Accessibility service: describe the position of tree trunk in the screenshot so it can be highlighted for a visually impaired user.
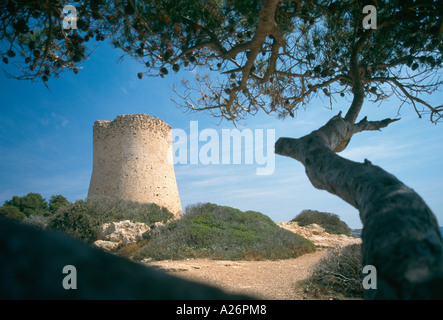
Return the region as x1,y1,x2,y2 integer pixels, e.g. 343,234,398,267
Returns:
275,113,443,299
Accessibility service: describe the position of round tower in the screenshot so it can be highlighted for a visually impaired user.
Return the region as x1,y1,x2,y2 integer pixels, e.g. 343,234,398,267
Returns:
87,114,182,218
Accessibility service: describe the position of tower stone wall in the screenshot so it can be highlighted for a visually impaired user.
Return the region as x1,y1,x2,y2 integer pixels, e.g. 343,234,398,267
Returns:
87,114,182,218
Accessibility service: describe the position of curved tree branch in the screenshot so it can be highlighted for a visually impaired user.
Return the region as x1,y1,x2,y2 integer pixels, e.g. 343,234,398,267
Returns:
344,30,375,124
275,114,443,299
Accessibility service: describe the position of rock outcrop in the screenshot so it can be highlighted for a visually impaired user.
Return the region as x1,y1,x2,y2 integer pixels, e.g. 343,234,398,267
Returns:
93,220,150,252
277,221,361,248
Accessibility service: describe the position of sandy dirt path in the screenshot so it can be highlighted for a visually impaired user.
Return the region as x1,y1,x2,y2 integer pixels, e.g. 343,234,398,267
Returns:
144,250,327,300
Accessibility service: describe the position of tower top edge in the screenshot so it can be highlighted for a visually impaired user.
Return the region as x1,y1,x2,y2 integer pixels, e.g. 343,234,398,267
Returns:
94,114,171,129
92,114,172,140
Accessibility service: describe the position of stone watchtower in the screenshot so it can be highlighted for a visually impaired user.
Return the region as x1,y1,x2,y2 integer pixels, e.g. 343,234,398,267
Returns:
87,114,182,218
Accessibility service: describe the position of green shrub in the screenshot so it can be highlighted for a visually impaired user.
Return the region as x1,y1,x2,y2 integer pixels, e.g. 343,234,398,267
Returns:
291,209,352,236
4,193,48,216
85,196,174,226
45,196,174,243
3,192,72,217
23,214,51,229
48,195,70,213
48,200,97,243
303,244,363,299
0,206,27,221
135,203,315,261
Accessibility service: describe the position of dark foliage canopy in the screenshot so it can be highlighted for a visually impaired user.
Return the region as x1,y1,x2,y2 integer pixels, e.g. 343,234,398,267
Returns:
1,0,442,122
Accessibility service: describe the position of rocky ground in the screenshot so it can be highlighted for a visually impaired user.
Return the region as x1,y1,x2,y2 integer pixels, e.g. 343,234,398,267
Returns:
276,221,361,248
144,222,361,300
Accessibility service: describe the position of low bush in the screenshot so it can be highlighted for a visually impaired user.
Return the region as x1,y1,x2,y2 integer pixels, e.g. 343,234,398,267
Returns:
134,203,315,261
3,193,70,216
85,196,174,226
303,244,363,299
23,214,51,229
4,193,48,217
42,196,174,243
48,200,97,242
0,206,27,221
291,209,352,236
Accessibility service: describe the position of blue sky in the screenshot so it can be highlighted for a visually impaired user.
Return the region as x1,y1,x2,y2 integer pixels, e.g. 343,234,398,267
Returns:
1,41,442,229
